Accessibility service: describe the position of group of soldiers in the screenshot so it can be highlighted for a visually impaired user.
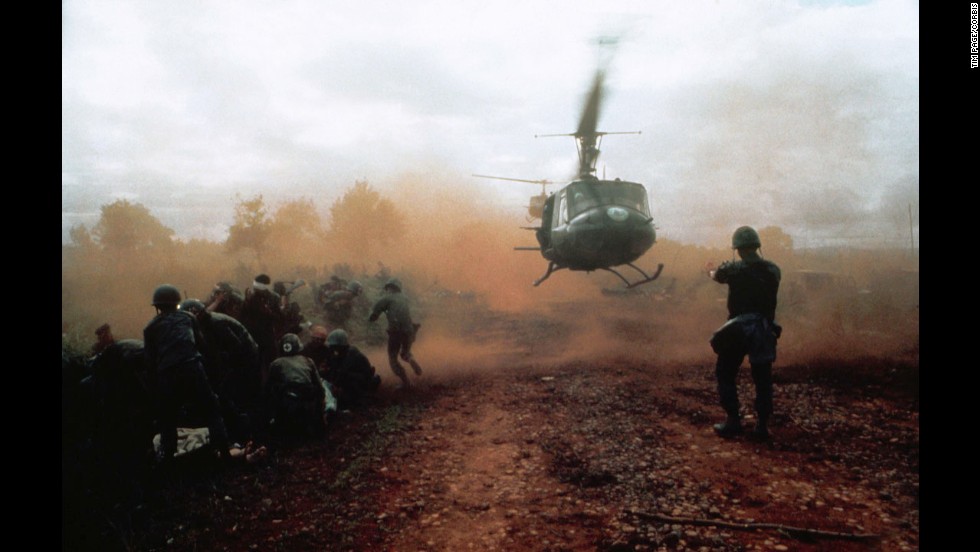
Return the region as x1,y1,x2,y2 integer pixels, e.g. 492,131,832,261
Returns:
68,271,426,475
67,223,782,500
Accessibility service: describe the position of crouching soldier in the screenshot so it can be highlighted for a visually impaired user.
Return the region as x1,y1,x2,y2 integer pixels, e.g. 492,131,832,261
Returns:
264,333,327,441
179,299,263,445
322,329,381,410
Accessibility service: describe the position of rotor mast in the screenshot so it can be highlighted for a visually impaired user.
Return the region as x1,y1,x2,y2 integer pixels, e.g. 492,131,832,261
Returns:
536,67,640,180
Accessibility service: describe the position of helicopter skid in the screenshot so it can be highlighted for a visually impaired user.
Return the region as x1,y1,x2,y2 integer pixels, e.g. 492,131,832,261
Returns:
533,261,566,287
601,262,665,289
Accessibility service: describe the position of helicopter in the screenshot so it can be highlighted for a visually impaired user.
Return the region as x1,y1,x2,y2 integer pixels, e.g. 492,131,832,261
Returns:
471,175,555,222
479,65,664,288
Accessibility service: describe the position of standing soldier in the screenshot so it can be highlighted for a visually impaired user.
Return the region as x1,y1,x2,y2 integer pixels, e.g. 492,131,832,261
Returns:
369,278,423,389
240,274,283,385
706,226,782,440
144,284,233,464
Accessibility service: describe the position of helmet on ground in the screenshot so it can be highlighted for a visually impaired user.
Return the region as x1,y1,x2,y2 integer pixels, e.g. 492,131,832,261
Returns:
310,325,329,341
347,280,363,294
280,333,303,355
179,299,207,315
384,278,402,292
152,284,182,307
327,329,350,347
731,226,761,250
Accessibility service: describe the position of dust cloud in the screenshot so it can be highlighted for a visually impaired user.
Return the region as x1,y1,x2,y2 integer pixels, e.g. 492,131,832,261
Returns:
63,170,918,378
654,60,917,249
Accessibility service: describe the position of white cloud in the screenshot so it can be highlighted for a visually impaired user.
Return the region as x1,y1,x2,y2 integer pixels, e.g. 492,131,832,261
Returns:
62,0,918,247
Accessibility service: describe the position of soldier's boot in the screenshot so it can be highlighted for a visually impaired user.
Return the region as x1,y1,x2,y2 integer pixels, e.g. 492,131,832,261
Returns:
390,361,411,390
713,414,743,438
749,415,770,441
408,357,423,376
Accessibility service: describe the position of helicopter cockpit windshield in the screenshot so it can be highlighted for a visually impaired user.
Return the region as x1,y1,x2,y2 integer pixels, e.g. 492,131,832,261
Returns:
566,180,650,219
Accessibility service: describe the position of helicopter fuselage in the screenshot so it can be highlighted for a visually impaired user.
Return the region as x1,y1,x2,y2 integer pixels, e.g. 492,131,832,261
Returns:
537,177,656,271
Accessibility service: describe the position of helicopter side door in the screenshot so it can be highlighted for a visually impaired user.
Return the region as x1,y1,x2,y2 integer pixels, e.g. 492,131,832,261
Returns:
536,193,557,257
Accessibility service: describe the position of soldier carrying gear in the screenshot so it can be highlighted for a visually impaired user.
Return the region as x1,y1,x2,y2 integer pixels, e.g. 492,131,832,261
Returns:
707,226,782,441
369,277,423,390
264,333,327,441
144,284,234,464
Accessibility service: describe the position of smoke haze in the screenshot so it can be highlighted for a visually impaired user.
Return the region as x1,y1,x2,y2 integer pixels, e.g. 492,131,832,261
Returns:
63,174,918,381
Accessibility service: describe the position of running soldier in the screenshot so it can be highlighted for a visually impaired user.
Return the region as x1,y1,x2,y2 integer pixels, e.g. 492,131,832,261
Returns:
369,278,423,389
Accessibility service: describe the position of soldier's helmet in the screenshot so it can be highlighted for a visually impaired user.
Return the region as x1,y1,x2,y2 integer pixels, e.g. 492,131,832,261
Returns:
279,333,303,356
384,278,402,292
152,284,182,307
731,226,761,250
179,299,207,315
310,325,329,341
347,280,363,294
327,329,350,348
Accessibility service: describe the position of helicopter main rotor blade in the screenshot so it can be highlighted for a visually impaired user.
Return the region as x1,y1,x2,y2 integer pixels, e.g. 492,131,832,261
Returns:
576,69,605,138
471,174,554,185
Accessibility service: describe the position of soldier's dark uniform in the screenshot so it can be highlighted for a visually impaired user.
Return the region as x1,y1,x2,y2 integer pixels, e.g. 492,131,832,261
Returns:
208,282,245,321
144,286,231,462
323,333,380,409
240,276,283,384
710,226,782,439
323,288,357,327
264,335,326,440
195,308,263,443
369,278,422,388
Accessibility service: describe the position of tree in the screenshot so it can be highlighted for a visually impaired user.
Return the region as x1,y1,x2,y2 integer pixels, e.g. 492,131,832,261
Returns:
328,180,405,257
91,199,174,251
69,224,96,250
757,226,795,268
226,194,271,265
757,226,794,253
268,197,325,243
265,197,327,267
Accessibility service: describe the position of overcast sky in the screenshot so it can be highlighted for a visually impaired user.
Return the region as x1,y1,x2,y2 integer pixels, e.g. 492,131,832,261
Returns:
62,0,918,249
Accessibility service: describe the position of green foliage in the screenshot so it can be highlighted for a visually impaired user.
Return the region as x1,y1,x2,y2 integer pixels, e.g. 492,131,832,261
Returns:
91,199,175,251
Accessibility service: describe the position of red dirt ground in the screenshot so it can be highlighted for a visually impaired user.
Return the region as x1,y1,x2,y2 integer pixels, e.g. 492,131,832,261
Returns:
64,297,919,552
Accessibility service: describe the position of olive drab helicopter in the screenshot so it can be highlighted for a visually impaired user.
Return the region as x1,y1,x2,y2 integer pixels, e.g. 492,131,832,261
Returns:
477,65,664,288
